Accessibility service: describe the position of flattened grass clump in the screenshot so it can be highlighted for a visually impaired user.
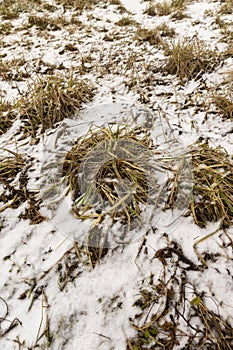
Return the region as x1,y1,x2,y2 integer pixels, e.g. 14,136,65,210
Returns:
19,74,95,137
62,125,151,224
191,144,233,228
163,36,219,82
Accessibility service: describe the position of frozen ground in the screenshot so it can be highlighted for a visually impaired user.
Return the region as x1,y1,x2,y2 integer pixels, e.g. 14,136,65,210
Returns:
0,0,233,349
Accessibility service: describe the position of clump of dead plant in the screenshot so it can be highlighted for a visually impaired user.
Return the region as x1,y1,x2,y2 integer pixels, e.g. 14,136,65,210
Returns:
136,27,162,46
28,14,70,31
155,1,172,16
0,151,25,183
219,0,232,15
55,0,98,12
115,16,137,26
212,88,233,120
163,36,219,82
127,245,233,350
191,143,233,228
153,0,187,17
19,74,95,137
0,151,45,224
0,0,42,19
0,99,17,135
143,3,157,16
155,22,176,38
62,125,152,225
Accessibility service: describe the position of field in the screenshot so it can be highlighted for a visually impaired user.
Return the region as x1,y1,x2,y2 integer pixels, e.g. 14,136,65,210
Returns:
0,0,233,349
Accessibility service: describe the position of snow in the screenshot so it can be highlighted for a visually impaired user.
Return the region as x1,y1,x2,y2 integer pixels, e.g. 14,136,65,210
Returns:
0,0,233,349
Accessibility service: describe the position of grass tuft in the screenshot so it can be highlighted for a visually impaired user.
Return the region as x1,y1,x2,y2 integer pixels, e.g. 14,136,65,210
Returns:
0,151,45,223
136,28,163,46
115,16,137,26
191,143,233,228
54,0,98,12
28,14,70,31
219,1,232,15
155,1,172,16
143,3,157,16
18,74,95,137
0,0,42,19
62,125,152,225
163,36,219,82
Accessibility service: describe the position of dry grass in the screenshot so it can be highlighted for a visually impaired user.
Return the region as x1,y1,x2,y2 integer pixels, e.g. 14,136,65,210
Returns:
115,16,137,26
0,0,42,19
0,59,12,80
19,74,95,137
155,1,172,16
127,245,233,350
28,14,70,31
136,27,168,47
163,36,219,82
212,89,233,120
0,58,28,81
0,22,13,35
0,151,45,224
219,1,232,15
224,43,233,58
143,3,157,16
144,0,187,17
155,22,176,38
191,143,233,228
0,152,25,183
55,0,98,12
0,99,17,135
62,125,152,225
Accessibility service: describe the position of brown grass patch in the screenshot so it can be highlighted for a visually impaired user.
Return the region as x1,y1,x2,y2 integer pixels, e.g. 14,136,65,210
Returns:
191,143,233,228
0,0,42,19
0,100,17,135
62,125,152,225
54,0,98,12
0,152,45,224
18,74,95,138
163,36,219,82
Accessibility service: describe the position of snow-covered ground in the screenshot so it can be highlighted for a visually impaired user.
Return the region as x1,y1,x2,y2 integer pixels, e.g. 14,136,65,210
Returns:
0,0,233,349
